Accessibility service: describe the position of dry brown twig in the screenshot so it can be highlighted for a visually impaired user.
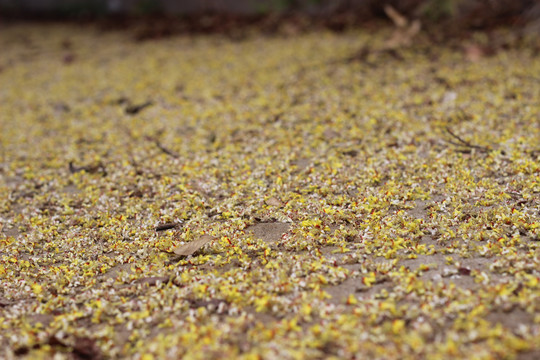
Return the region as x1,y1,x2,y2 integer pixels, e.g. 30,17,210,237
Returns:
384,5,422,49
445,127,492,153
342,4,422,64
144,135,180,159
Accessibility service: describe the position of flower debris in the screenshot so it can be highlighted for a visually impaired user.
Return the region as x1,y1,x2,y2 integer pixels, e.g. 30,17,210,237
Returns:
0,24,539,359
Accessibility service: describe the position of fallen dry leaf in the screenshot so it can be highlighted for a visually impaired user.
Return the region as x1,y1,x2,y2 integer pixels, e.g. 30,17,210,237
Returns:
173,235,215,256
15,335,103,360
155,222,180,231
62,53,76,64
265,196,283,207
71,336,103,360
464,43,488,62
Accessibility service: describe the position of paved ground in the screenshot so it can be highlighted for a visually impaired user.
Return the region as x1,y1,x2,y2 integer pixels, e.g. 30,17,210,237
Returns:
0,23,539,359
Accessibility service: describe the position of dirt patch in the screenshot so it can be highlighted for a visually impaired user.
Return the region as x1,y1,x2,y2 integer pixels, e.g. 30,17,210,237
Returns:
1,225,20,239
246,222,290,244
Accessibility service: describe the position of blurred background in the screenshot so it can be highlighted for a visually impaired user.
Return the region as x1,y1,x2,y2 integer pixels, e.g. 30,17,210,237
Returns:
1,0,538,28
1,1,539,46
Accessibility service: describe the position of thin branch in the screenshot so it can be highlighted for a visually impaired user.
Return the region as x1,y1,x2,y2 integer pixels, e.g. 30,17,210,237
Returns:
144,136,180,158
69,161,107,175
445,127,492,152
0,143,5,173
125,101,153,115
154,140,180,159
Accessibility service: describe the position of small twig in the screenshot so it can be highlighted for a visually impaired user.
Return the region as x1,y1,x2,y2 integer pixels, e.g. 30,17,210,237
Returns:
125,101,153,115
69,161,107,175
0,143,5,173
445,127,492,152
155,140,180,158
144,136,180,158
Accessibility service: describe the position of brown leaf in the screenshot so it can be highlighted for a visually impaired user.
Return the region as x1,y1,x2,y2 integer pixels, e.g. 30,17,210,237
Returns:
61,39,72,50
70,336,103,360
265,197,283,207
63,53,76,64
323,128,339,140
464,44,485,62
16,335,102,360
14,346,30,356
342,150,358,157
173,235,215,256
155,222,180,231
